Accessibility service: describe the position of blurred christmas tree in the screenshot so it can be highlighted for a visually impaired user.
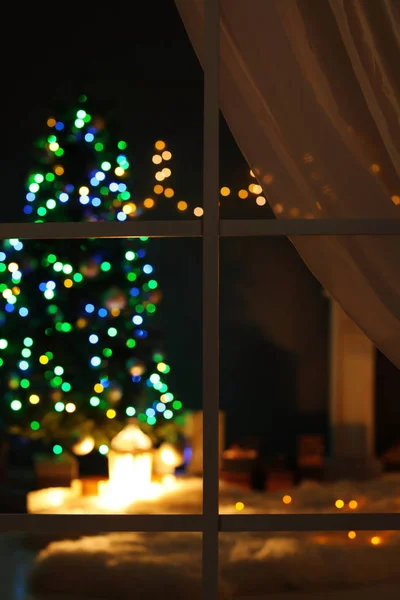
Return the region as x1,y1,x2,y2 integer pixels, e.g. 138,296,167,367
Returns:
0,96,185,455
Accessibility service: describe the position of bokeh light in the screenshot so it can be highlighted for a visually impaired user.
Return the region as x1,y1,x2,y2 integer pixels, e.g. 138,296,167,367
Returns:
177,201,188,211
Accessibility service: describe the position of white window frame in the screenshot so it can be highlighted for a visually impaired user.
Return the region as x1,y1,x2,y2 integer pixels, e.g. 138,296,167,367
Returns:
1,1,400,598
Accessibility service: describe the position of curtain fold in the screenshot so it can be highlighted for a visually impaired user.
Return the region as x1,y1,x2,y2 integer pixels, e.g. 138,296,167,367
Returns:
175,0,400,367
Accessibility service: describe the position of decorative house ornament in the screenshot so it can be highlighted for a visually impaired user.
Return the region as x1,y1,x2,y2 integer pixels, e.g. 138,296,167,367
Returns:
102,419,154,508
110,419,153,453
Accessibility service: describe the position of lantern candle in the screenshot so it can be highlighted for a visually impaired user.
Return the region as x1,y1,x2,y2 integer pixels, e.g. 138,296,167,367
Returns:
101,419,155,508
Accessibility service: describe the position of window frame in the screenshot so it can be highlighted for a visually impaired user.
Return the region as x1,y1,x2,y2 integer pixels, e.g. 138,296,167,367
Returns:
1,1,400,599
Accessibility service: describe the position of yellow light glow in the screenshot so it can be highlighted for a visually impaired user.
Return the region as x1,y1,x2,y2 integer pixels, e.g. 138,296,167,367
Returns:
102,446,154,509
162,474,176,489
8,263,19,272
160,394,169,403
155,140,166,151
111,308,120,317
79,186,89,196
49,142,59,152
220,186,230,197
250,169,255,178
162,150,172,161
65,403,76,413
106,409,116,419
123,204,133,214
348,531,356,540
391,195,400,206
12,287,21,295
130,365,145,377
2,289,11,299
159,445,181,467
238,189,248,199
349,500,358,510
76,318,87,329
177,201,188,211
370,536,382,546
64,279,73,288
155,172,165,181
282,495,292,505
164,188,174,198
157,362,167,372
27,480,83,513
162,168,171,177
39,355,49,365
235,502,245,511
274,203,284,214
94,383,104,393
54,165,64,176
256,196,266,206
154,184,164,195
112,199,121,207
115,167,125,176
29,394,40,405
47,118,56,127
335,499,345,509
194,207,204,217
144,198,155,209
72,436,95,456
28,488,69,511
370,163,381,174
152,154,162,164
253,184,262,194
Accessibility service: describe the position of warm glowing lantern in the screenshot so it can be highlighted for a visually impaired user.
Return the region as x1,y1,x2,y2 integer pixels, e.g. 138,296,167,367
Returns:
154,442,182,475
104,420,154,507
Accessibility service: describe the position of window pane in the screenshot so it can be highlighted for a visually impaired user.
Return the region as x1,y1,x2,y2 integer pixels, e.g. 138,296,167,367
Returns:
220,531,400,598
220,235,400,514
2,1,203,224
0,531,202,599
0,238,202,515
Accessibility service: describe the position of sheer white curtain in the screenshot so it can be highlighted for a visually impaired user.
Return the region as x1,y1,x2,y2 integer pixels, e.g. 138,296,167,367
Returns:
176,0,400,367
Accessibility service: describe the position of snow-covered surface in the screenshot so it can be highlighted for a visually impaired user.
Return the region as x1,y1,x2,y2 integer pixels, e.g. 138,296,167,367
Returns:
3,476,400,599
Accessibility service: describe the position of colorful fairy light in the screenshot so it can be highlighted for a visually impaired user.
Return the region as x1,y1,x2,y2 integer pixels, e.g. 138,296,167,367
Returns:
0,96,185,453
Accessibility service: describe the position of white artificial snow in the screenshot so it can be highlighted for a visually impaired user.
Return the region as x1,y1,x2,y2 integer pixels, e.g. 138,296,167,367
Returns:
7,475,400,599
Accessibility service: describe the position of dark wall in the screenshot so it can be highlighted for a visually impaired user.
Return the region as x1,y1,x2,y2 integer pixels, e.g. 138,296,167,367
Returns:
220,237,330,454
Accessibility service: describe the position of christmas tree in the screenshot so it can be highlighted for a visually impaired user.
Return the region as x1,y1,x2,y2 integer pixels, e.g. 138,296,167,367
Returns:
0,96,184,455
